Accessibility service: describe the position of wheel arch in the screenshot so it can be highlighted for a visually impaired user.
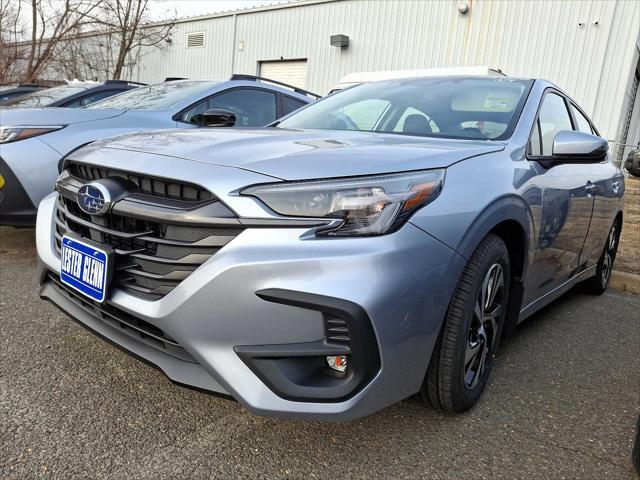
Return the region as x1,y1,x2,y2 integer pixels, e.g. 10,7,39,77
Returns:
614,210,623,228
454,195,535,333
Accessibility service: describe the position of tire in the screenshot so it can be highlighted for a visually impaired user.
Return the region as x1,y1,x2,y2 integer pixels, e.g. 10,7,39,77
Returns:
422,234,510,412
582,221,620,295
633,417,640,475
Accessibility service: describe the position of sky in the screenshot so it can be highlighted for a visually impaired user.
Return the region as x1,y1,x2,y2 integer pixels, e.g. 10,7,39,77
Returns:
148,0,289,21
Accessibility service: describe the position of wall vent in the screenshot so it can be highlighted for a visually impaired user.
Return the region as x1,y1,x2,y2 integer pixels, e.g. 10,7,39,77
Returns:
186,32,205,48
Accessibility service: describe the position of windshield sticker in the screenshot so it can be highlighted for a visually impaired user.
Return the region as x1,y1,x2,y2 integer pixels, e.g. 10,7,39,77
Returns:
484,94,511,111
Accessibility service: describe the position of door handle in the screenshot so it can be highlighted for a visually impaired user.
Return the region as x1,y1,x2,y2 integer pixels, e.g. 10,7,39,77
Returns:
585,181,595,197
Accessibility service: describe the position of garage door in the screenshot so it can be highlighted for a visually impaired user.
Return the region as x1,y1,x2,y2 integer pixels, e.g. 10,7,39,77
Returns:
259,60,308,89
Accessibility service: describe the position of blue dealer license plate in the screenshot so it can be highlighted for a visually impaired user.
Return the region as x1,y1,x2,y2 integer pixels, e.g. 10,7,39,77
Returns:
60,236,109,303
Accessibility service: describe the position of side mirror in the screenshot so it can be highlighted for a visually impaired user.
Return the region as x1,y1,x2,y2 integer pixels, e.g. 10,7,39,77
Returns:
550,130,608,164
193,109,236,127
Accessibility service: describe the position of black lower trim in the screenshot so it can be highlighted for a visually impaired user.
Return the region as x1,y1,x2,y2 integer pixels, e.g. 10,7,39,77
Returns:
41,291,233,399
235,288,380,402
40,273,231,398
0,156,36,226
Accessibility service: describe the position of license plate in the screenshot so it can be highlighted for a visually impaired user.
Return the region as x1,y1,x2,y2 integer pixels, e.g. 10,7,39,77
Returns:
60,236,109,303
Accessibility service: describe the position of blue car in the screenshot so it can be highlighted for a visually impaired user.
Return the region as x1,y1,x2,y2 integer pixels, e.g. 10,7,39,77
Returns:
0,76,317,225
0,80,143,108
0,83,45,104
36,76,624,420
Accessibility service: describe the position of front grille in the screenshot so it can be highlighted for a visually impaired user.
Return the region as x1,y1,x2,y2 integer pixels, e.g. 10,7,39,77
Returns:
66,162,213,202
48,273,195,362
55,169,243,300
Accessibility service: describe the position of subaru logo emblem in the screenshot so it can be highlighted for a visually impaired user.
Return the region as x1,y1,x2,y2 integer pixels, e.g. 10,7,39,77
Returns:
77,182,112,216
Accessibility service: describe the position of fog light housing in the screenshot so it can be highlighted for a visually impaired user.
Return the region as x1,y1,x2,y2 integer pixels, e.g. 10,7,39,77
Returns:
0,174,4,189
326,355,348,373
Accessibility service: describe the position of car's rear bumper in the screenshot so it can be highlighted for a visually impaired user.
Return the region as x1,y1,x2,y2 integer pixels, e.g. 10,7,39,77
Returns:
37,192,465,420
0,156,36,226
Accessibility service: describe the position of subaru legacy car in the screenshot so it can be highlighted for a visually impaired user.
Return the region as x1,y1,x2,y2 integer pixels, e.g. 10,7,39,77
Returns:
0,76,316,226
36,76,624,420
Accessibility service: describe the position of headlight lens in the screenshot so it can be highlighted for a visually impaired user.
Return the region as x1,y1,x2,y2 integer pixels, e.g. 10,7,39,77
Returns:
242,169,445,236
0,125,65,143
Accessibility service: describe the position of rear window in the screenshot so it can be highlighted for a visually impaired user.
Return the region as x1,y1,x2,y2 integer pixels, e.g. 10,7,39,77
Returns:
278,77,533,140
88,81,220,110
3,84,91,107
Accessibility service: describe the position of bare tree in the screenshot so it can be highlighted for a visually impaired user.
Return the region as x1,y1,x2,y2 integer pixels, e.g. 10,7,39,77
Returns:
22,0,101,82
95,0,174,80
0,0,26,82
1,0,173,83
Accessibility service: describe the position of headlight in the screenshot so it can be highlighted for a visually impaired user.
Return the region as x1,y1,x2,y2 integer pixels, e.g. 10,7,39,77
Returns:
0,125,65,143
242,169,445,236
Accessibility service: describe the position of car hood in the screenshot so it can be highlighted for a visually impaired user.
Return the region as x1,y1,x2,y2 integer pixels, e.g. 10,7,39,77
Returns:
0,107,126,125
84,127,505,180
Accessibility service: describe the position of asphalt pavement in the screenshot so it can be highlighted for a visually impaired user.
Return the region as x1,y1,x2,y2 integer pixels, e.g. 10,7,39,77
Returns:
1,226,639,479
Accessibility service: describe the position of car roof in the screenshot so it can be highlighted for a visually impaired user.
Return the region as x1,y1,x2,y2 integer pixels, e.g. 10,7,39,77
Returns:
48,81,145,107
164,77,317,102
330,66,506,92
0,84,43,92
147,77,316,112
82,77,315,113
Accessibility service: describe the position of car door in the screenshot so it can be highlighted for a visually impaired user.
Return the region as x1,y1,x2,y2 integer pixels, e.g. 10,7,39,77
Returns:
523,91,594,305
177,88,278,127
568,103,623,269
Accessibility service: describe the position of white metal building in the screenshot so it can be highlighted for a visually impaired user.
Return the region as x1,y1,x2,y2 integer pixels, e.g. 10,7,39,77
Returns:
89,0,640,160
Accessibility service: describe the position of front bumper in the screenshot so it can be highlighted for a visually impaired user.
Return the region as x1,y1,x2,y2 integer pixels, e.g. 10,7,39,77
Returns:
37,192,464,420
0,136,62,226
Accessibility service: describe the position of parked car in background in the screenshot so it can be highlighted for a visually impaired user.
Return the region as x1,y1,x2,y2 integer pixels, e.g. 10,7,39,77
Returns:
623,146,640,177
328,66,504,93
0,83,44,104
36,76,624,420
0,75,317,226
0,80,145,109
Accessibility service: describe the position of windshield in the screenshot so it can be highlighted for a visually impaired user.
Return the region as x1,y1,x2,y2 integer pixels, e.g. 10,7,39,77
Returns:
88,81,220,110
3,84,91,107
279,77,533,140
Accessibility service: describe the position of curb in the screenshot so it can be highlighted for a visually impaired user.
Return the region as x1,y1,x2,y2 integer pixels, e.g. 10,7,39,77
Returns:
610,270,640,295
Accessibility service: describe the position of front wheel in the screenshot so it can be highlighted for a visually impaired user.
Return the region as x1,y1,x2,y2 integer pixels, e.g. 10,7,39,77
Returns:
422,234,510,412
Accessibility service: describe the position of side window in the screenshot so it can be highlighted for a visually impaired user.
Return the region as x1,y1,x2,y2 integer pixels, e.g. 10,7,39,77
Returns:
570,104,594,134
180,99,208,123
63,90,121,108
531,93,573,156
0,91,28,103
209,89,276,127
282,96,307,116
180,89,277,126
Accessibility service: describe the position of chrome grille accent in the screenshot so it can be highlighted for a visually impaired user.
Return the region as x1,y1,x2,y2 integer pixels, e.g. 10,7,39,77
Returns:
55,169,243,301
66,162,213,202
